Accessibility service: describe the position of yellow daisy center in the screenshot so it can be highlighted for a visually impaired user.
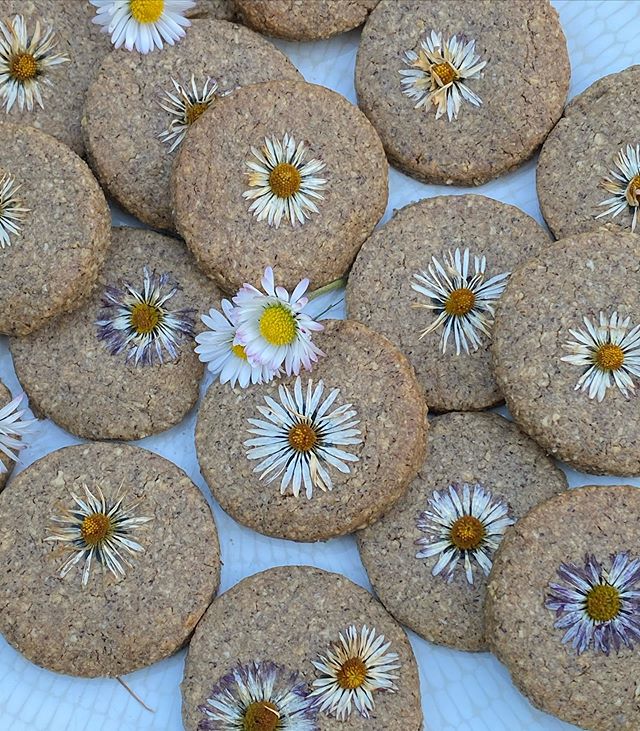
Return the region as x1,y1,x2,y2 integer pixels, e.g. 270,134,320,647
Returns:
10,52,38,81
232,343,248,360
337,657,368,690
269,162,302,199
130,302,162,335
80,513,113,546
288,422,318,452
594,343,625,371
450,515,486,551
259,304,297,346
626,174,640,205
444,287,476,317
186,101,210,126
243,701,279,731
130,0,164,24
432,61,458,86
586,584,621,623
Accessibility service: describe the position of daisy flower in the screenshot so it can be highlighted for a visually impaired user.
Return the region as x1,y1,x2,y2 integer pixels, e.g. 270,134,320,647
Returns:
0,173,29,248
243,133,327,228
309,625,400,721
159,75,220,152
411,248,510,355
597,144,640,232
0,14,69,112
546,552,640,656
244,377,362,499
0,393,35,473
400,30,487,121
233,267,324,376
415,482,514,585
195,299,278,388
198,661,318,731
561,311,640,402
96,267,195,366
45,485,152,587
90,0,195,54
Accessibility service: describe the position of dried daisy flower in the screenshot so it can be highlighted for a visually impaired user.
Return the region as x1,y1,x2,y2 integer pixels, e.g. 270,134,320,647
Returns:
90,0,194,54
45,485,152,587
243,133,327,228
198,661,318,731
0,173,29,248
0,14,69,113
0,393,35,473
195,299,278,388
546,552,640,656
233,267,324,376
597,144,640,232
159,75,220,152
561,311,640,402
244,377,362,499
416,482,514,585
400,30,487,121
96,266,195,366
309,625,399,720
411,248,510,355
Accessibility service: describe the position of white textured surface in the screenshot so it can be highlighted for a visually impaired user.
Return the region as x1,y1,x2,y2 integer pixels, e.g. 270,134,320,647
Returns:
0,2,639,730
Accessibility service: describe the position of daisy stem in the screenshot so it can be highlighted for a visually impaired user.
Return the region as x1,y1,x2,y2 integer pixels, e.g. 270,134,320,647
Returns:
308,277,346,300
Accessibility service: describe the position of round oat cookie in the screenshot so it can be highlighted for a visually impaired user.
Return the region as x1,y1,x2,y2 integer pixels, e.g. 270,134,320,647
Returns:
355,0,569,186
0,124,110,336
195,320,427,541
346,195,551,412
172,79,388,294
233,0,379,40
0,1,111,155
82,20,300,231
492,229,640,476
11,227,221,441
182,566,423,731
0,442,220,677
486,486,640,731
538,65,640,240
187,0,236,20
357,412,567,652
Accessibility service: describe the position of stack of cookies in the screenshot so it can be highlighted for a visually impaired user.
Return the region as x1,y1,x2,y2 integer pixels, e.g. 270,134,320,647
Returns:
0,2,636,731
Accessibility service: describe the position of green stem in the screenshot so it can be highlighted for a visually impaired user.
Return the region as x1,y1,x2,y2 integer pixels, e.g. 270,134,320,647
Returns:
308,277,346,300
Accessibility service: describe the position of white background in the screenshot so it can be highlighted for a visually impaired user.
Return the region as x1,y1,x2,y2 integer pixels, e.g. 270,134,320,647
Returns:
0,2,639,729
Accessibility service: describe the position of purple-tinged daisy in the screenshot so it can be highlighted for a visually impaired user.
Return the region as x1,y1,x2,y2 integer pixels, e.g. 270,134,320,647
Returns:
198,661,318,731
233,267,324,376
0,393,35,472
416,482,514,585
546,552,640,656
96,266,195,366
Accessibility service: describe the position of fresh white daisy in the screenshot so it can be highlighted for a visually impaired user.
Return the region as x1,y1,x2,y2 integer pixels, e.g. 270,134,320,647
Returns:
411,248,510,355
90,0,195,54
561,311,640,402
546,552,640,656
195,298,278,388
96,266,195,366
243,133,327,228
309,625,400,721
198,661,318,731
0,14,69,112
416,482,514,585
244,377,362,499
234,267,324,376
400,30,487,121
0,173,29,248
0,393,35,473
596,144,640,232
45,485,152,587
159,75,220,152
